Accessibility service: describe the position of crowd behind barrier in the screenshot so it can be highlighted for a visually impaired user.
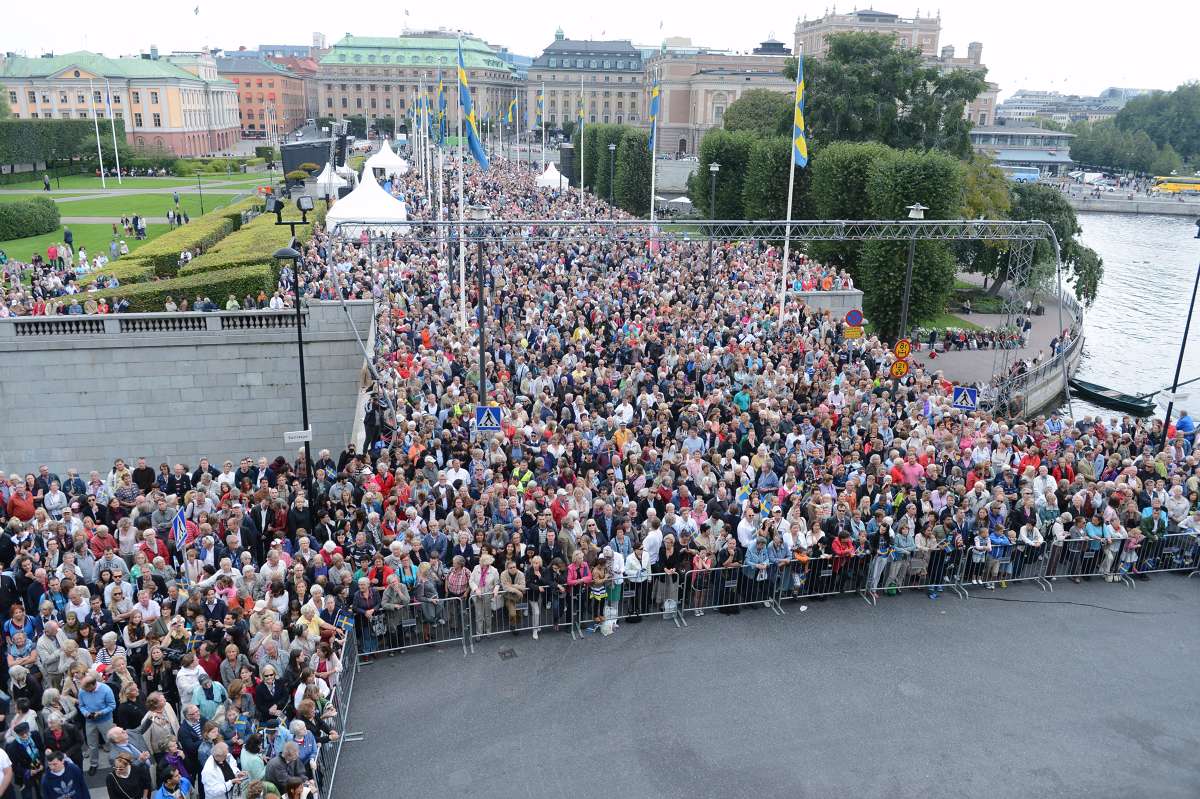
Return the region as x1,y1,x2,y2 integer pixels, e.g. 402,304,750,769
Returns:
4,149,1200,798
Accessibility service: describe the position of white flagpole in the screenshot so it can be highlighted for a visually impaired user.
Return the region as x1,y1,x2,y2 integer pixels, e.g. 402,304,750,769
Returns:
540,81,545,174
104,79,122,185
648,68,658,229
457,49,466,331
499,96,504,162
88,78,106,189
579,73,584,214
777,51,802,328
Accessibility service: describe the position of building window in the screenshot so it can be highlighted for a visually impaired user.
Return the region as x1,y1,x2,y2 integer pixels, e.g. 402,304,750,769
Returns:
150,91,159,104
59,112,69,119
385,98,391,109
7,91,15,104
132,91,140,103
114,111,122,120
370,98,377,109
152,112,161,127
548,58,557,67
339,53,346,62
603,60,611,69
356,98,362,109
354,54,362,62
341,97,347,108
714,105,725,121
575,59,583,68
367,55,376,63
112,93,121,104
134,112,143,126
77,111,87,119
25,91,36,103
382,55,391,63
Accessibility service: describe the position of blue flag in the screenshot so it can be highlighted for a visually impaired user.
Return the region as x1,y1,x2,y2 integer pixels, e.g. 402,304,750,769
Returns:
457,39,490,170
171,507,187,553
793,54,808,168
648,78,660,153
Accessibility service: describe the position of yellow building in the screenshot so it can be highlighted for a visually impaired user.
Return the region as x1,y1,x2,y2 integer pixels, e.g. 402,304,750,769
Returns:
0,50,239,155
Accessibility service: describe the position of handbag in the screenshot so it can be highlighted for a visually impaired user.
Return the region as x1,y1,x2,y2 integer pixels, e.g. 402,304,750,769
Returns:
370,612,386,636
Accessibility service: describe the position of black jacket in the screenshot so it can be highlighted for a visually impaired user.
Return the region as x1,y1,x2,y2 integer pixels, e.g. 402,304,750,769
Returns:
5,732,44,786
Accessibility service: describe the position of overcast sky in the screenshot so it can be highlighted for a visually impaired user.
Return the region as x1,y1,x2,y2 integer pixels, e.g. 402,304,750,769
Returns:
4,0,1195,100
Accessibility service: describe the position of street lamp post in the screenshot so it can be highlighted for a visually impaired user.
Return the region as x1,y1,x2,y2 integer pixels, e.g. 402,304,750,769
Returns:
898,202,927,341
196,174,204,216
1160,218,1200,452
608,142,617,216
467,204,490,408
269,193,316,514
709,162,720,282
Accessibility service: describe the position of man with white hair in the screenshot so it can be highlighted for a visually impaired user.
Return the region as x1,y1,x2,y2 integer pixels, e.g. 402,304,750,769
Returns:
201,741,247,799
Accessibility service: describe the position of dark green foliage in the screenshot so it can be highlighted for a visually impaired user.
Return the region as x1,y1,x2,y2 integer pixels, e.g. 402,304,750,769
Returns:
1114,82,1200,162
0,118,127,167
723,89,792,138
0,196,60,240
614,129,652,217
688,129,756,218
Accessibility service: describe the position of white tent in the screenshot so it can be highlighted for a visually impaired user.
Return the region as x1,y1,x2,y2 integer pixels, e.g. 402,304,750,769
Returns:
314,162,347,194
667,196,693,208
535,163,566,190
365,140,410,175
326,173,409,233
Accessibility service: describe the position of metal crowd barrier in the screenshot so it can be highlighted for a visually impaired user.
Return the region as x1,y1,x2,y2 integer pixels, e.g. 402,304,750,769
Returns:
1132,532,1200,579
1045,537,1132,587
679,564,784,619
464,585,576,650
318,625,358,799
568,573,684,634
368,595,469,658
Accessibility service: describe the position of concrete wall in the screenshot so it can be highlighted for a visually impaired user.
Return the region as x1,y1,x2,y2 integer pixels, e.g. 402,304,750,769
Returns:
1066,196,1200,217
0,302,374,475
1018,332,1085,416
790,289,865,315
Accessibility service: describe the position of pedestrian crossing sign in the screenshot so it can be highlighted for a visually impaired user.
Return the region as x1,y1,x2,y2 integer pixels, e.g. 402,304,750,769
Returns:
476,405,503,432
951,385,978,411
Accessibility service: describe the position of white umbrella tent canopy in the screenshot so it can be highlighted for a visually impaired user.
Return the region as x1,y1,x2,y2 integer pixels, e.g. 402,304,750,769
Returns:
365,139,409,175
535,163,566,190
315,162,347,195
325,171,409,234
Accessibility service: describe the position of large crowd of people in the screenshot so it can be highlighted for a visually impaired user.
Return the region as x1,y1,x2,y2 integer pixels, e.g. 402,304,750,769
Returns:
1,153,1198,797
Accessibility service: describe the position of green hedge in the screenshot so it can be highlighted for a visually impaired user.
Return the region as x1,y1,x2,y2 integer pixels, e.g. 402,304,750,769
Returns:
111,263,278,312
0,118,125,167
178,211,294,277
0,196,60,240
90,258,155,285
123,196,261,277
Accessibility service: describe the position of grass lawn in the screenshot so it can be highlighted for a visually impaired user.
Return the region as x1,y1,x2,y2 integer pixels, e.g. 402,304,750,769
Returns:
922,312,983,331
0,223,169,264
54,192,242,220
0,193,89,202
0,173,268,190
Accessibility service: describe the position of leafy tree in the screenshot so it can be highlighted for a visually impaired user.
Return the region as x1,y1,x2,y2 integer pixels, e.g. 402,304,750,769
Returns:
560,120,576,141
587,124,626,203
1115,82,1200,162
614,129,652,216
0,88,10,120
962,154,1012,220
857,149,964,337
688,128,756,218
722,89,792,138
1151,142,1183,176
808,140,895,279
741,136,811,219
783,32,986,157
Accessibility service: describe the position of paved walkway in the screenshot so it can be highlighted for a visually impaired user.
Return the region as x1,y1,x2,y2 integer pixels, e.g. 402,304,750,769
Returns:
912,273,1074,385
60,215,174,224
0,176,269,195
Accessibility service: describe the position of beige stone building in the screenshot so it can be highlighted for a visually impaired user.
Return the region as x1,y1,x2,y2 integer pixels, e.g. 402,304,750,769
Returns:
925,43,998,127
642,39,793,156
794,8,941,58
525,30,645,131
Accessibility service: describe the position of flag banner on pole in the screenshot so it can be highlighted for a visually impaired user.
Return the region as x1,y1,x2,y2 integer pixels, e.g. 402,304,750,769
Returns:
793,54,808,168
438,76,448,144
171,507,188,553
507,97,517,125
647,79,660,153
536,91,543,127
457,39,490,170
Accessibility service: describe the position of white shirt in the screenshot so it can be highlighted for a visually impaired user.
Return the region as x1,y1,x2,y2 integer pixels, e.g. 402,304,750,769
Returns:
641,528,663,566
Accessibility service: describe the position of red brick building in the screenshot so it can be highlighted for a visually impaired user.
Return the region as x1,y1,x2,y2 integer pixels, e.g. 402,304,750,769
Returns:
216,57,306,140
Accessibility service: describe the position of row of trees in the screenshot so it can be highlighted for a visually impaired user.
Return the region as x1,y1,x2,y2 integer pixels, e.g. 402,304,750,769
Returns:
1068,118,1183,175
1114,82,1200,164
0,118,127,169
568,124,653,217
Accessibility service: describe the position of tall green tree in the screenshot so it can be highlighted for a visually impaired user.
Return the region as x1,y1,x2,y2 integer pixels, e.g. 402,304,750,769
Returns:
688,128,756,218
614,129,652,216
589,125,626,204
808,140,894,279
1151,142,1183,176
858,149,964,338
722,89,792,138
1115,82,1200,162
783,32,987,157
741,136,811,219
0,87,10,120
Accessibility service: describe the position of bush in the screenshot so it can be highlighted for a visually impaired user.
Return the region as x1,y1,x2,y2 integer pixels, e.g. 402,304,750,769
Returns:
285,170,309,183
0,196,61,240
90,259,155,285
254,146,275,161
178,211,294,277
111,263,279,312
298,162,321,174
121,196,261,277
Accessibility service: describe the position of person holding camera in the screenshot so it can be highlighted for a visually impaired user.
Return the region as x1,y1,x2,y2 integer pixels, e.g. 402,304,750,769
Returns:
201,742,247,799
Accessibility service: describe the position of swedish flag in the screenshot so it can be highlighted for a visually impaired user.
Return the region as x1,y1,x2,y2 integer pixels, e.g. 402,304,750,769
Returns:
506,97,517,125
577,93,585,134
437,77,447,144
536,91,543,127
793,54,808,168
457,39,490,170
647,78,660,153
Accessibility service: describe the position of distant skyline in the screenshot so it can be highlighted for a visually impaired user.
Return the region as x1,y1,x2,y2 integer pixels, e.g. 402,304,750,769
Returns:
3,0,1196,100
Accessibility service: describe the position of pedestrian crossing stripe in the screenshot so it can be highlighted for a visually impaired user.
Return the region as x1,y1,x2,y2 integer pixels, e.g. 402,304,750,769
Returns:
476,405,502,431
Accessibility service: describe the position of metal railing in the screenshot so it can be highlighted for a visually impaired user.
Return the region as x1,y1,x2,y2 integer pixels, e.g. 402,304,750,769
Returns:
317,624,358,799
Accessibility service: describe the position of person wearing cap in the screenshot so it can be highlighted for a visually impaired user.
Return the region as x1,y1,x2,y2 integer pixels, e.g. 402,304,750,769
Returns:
40,751,88,799
5,720,43,799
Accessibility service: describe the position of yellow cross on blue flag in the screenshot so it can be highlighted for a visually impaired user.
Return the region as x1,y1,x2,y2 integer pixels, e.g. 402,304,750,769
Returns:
793,53,808,168
507,97,517,125
647,79,660,153
457,39,490,170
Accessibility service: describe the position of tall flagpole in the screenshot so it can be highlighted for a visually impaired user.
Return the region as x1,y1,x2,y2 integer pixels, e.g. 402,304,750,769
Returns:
540,81,546,174
499,96,504,162
457,41,467,331
648,67,659,230
777,49,803,328
104,79,122,185
88,78,107,189
579,73,585,214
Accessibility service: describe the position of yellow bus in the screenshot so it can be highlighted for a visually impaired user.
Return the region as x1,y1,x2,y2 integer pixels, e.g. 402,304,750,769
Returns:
1151,176,1200,194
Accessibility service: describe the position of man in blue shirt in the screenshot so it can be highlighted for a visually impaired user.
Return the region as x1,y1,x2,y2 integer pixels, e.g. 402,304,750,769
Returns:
40,751,88,799
1175,409,1195,452
77,673,116,775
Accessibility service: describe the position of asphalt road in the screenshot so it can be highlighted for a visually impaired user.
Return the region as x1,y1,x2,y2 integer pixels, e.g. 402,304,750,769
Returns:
337,577,1200,799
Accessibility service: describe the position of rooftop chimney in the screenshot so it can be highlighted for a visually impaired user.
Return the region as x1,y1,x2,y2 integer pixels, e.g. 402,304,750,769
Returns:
940,45,954,59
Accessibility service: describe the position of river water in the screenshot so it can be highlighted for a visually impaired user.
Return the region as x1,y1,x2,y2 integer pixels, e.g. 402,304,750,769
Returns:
1063,212,1200,419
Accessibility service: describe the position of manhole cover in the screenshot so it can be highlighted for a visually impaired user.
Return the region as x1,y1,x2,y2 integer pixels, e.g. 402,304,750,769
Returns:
498,647,517,660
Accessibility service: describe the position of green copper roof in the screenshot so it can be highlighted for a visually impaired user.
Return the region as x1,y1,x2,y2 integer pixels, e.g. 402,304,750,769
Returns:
0,51,204,81
320,35,513,73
